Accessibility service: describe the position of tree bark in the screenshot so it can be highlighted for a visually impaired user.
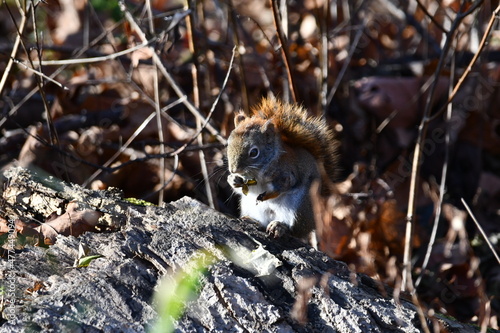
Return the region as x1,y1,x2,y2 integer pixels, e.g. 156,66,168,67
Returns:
0,167,481,332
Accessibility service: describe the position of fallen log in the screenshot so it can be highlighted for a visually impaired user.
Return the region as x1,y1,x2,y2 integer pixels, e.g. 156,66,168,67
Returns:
0,167,481,332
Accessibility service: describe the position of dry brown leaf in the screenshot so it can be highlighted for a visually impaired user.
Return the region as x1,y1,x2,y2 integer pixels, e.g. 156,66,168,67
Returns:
48,0,82,45
0,202,103,246
353,76,449,130
34,201,102,245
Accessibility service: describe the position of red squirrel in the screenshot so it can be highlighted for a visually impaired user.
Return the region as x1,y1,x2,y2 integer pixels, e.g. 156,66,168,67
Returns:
226,98,339,240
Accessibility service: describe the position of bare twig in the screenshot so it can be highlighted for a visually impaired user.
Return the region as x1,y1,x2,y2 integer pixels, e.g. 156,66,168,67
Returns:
229,10,249,113
326,24,364,106
411,292,431,333
428,3,500,123
184,0,215,208
231,13,285,109
82,111,156,187
461,198,500,265
402,0,483,292
376,75,435,135
145,0,154,34
318,0,328,114
144,154,180,201
5,0,64,175
0,1,29,96
35,40,154,65
270,0,298,102
27,0,68,180
415,46,457,288
0,4,131,129
118,0,226,145
153,58,166,205
415,0,448,33
10,58,68,90
172,46,237,157
142,0,166,205
196,117,215,208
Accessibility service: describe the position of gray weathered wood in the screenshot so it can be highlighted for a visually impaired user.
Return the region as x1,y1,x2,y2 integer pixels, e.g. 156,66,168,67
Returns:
0,167,480,332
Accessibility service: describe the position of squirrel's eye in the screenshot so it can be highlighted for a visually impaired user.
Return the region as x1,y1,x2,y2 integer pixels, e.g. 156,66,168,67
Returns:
248,146,259,159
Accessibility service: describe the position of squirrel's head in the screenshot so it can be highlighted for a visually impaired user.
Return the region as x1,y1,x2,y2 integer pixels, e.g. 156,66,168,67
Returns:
227,114,279,177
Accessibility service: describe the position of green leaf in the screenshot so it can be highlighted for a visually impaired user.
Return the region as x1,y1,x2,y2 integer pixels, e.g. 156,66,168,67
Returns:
76,254,104,268
150,251,217,333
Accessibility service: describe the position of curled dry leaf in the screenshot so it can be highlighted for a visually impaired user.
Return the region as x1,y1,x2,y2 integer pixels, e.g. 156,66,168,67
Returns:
35,201,103,246
0,218,43,243
1,202,103,246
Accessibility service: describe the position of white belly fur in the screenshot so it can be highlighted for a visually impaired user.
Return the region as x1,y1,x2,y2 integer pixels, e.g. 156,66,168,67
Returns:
237,184,306,228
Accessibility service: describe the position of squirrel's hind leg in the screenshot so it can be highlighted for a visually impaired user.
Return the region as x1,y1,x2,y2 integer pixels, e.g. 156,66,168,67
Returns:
267,221,319,247
266,220,289,238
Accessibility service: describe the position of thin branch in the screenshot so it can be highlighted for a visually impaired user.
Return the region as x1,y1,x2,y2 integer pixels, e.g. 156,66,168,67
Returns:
27,0,67,180
415,44,457,288
231,12,285,108
0,1,29,96
327,24,364,105
142,0,166,205
402,0,483,292
171,46,238,156
318,0,328,115
187,0,215,209
415,0,448,33
35,40,154,66
270,0,298,102
145,0,155,34
428,2,500,123
4,0,63,168
411,292,431,333
11,57,69,90
118,0,227,145
143,154,180,201
153,57,166,205
229,10,249,113
462,198,500,265
82,111,156,187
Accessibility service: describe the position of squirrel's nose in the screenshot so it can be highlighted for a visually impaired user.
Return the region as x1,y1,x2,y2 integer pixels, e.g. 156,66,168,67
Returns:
230,167,241,174
228,163,237,174
229,165,243,175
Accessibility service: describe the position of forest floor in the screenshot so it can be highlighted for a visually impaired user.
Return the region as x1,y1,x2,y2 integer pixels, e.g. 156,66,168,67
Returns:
0,0,499,330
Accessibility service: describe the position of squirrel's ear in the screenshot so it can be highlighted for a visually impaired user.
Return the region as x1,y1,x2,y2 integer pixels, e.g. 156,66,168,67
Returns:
234,112,246,126
261,119,275,133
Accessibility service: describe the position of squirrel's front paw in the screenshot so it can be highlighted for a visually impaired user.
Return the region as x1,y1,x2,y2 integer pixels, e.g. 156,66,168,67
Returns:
266,221,289,238
228,175,257,195
228,174,244,188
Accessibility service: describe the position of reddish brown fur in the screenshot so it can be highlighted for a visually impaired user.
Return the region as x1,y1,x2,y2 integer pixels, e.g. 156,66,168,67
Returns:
248,98,339,182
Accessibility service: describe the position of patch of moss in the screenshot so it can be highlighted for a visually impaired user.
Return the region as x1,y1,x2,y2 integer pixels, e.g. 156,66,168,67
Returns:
124,198,155,207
